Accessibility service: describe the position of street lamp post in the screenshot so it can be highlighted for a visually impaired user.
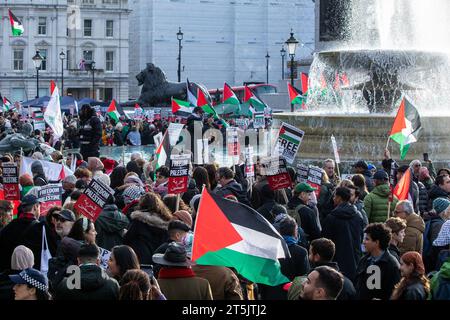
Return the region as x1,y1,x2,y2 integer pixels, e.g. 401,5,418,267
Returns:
59,49,66,96
177,27,183,82
91,61,96,99
32,50,44,98
265,51,270,84
285,30,299,112
280,46,286,80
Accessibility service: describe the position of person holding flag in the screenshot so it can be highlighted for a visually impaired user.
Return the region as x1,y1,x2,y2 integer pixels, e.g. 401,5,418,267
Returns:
44,81,64,149
79,104,102,159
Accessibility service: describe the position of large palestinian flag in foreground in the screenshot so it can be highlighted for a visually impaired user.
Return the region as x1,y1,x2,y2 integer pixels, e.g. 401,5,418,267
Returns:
389,96,422,160
192,189,290,286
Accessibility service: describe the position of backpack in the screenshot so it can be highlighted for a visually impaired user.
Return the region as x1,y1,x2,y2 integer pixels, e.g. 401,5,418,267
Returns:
47,256,73,294
432,274,450,300
287,204,305,227
423,219,442,258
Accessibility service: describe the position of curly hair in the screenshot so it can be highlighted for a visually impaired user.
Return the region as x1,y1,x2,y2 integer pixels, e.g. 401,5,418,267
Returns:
163,194,191,214
138,192,173,221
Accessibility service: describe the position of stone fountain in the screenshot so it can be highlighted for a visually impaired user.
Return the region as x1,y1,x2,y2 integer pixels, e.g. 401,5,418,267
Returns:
273,0,450,167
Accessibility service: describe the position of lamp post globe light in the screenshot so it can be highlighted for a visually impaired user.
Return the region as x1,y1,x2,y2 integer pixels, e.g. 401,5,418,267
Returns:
177,27,184,82
59,49,66,96
91,61,96,99
32,50,44,98
285,30,299,112
265,51,270,84
280,46,286,80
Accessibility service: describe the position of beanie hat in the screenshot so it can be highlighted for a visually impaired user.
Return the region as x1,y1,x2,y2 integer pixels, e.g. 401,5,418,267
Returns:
19,174,34,187
433,197,450,214
173,210,193,228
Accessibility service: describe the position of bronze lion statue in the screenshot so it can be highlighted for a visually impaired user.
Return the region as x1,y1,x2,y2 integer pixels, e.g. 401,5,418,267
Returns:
136,63,212,107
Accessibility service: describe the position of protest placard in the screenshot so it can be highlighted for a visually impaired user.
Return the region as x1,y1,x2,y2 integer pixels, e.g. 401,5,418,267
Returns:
227,127,240,156
37,184,62,216
296,163,309,184
275,122,304,164
307,166,323,197
168,155,190,194
168,123,185,147
2,162,20,200
331,135,341,164
245,147,255,178
261,156,292,191
253,112,265,129
74,178,114,222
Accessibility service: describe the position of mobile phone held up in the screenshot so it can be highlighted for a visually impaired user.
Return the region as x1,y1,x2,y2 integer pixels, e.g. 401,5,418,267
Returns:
140,264,154,278
423,153,429,162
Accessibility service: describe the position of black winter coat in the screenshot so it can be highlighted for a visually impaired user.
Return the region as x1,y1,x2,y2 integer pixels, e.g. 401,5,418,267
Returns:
0,216,40,271
259,243,310,300
55,264,119,300
123,210,170,264
113,129,124,146
33,174,48,187
287,197,321,242
216,180,251,206
418,182,429,214
427,185,449,210
321,203,364,282
79,115,102,159
257,200,277,223
355,251,401,300
95,204,129,251
396,281,428,300
182,178,199,205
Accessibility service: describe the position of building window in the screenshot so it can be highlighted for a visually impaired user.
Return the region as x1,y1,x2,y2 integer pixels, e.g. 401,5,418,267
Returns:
38,17,47,35
13,49,24,71
12,88,25,102
83,50,93,61
84,19,92,37
106,51,114,71
106,20,113,37
39,49,47,71
104,88,113,101
83,0,95,3
66,50,71,69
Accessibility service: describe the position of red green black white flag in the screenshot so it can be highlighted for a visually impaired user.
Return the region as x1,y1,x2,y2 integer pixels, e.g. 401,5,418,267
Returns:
8,9,24,36
192,189,290,286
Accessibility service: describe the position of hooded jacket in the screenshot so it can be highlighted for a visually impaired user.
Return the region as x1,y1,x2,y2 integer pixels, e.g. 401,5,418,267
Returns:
55,264,119,300
322,202,364,282
363,184,398,223
79,106,102,159
94,204,129,251
287,197,321,242
398,213,425,255
31,162,48,186
216,179,251,206
427,185,449,210
429,259,450,300
123,210,170,264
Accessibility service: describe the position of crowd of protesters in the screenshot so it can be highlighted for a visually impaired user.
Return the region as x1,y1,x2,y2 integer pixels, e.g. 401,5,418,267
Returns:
0,106,449,301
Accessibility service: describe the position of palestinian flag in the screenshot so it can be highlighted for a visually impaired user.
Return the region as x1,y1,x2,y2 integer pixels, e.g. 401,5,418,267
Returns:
9,9,24,36
197,88,216,116
393,167,411,201
389,96,422,160
107,99,120,124
134,103,143,113
278,123,302,146
1,96,14,112
33,110,44,121
243,86,266,111
222,83,240,105
192,189,290,286
155,130,170,171
186,79,197,106
172,98,193,117
287,83,305,106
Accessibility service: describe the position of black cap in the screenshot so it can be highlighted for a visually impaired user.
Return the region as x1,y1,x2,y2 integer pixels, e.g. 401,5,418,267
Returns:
373,170,389,181
168,220,190,232
21,194,39,207
54,209,76,222
353,160,369,170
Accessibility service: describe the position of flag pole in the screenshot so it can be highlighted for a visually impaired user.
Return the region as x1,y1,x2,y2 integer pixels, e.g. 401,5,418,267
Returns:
385,136,390,151
281,188,289,205
335,163,341,180
175,193,180,212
